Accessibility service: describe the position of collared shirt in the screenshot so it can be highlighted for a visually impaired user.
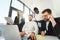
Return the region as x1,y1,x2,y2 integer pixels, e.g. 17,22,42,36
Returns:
34,13,42,21
19,17,22,24
22,21,38,37
46,21,49,31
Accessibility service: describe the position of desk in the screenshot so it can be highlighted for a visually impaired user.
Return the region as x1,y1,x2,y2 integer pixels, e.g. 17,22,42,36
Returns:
0,35,59,40
37,35,59,40
0,37,5,40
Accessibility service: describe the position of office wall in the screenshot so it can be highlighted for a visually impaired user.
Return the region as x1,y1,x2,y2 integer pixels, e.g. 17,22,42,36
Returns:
0,0,60,23
21,0,60,17
0,0,11,24
52,0,60,17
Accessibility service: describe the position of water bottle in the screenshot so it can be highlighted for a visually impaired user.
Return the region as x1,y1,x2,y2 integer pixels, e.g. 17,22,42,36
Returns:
0,28,5,40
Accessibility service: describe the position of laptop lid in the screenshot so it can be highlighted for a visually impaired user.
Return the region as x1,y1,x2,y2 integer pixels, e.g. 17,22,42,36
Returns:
0,25,21,40
4,17,14,24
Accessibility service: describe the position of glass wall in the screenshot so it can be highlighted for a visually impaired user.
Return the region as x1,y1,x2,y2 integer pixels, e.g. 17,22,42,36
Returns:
12,0,23,11
0,0,11,24
0,0,33,24
11,10,17,22
10,0,33,22
23,7,29,22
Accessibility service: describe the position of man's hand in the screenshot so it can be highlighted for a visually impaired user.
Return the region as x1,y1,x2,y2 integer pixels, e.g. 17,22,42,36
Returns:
7,21,13,25
19,21,22,24
41,31,46,36
30,32,35,39
29,32,37,40
48,15,56,27
20,31,26,36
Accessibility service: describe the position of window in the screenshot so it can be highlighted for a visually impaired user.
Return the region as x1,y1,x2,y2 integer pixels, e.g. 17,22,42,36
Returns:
30,11,33,15
0,0,11,24
23,7,29,22
12,0,23,11
11,10,17,22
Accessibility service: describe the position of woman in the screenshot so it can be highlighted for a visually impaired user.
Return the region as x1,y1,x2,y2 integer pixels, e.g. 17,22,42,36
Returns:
14,10,25,32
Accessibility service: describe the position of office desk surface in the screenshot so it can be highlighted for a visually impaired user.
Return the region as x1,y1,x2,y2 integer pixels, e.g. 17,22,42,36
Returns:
37,35,59,40
0,37,5,40
0,35,59,40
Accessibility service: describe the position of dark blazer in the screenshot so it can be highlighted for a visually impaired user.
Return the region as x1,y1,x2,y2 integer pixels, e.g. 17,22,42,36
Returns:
14,16,25,32
39,17,60,36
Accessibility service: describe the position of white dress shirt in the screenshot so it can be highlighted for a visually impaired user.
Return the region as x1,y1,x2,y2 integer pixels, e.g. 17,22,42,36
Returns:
19,17,22,24
22,21,38,37
46,21,49,31
34,13,42,21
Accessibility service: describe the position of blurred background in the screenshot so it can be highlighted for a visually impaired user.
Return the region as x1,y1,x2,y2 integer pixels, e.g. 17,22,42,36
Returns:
0,0,60,24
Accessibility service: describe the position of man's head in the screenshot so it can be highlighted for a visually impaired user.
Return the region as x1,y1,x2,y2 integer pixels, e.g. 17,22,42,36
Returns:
28,14,33,21
17,10,23,17
42,9,52,21
34,7,39,14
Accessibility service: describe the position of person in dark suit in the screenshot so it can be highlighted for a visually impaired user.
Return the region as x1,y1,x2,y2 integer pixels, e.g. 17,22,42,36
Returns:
39,9,60,36
14,10,25,32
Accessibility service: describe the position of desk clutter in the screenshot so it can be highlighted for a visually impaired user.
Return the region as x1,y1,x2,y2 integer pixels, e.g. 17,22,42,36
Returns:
37,35,59,40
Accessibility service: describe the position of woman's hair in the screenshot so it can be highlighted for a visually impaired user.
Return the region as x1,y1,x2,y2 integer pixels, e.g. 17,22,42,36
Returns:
17,10,23,13
17,10,23,17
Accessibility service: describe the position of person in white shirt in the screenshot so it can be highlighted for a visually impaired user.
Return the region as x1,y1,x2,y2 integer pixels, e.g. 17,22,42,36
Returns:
33,7,42,34
33,7,42,21
20,14,38,40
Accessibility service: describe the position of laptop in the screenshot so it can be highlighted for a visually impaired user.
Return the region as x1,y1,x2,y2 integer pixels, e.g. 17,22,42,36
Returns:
4,17,14,24
0,25,21,40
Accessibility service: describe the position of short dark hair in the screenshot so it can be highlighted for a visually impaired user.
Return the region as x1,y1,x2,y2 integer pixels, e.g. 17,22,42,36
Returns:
42,9,52,14
28,14,33,17
34,7,38,11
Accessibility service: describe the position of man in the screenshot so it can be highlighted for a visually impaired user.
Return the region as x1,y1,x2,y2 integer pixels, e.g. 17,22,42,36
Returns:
20,15,38,40
33,7,42,34
40,9,60,36
33,7,42,21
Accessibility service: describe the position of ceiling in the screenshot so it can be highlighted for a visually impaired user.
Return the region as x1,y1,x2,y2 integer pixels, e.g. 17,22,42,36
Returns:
20,0,60,17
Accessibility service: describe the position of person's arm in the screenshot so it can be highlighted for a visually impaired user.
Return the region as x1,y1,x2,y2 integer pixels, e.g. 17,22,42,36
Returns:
20,23,26,36
14,16,18,25
22,24,26,31
28,22,38,40
20,18,25,25
53,19,60,35
7,21,13,25
22,23,28,35
49,15,56,27
49,15,60,35
40,21,46,36
20,31,26,36
33,22,38,35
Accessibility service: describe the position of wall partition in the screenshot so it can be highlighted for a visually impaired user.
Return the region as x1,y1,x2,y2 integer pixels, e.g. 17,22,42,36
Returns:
8,0,33,22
